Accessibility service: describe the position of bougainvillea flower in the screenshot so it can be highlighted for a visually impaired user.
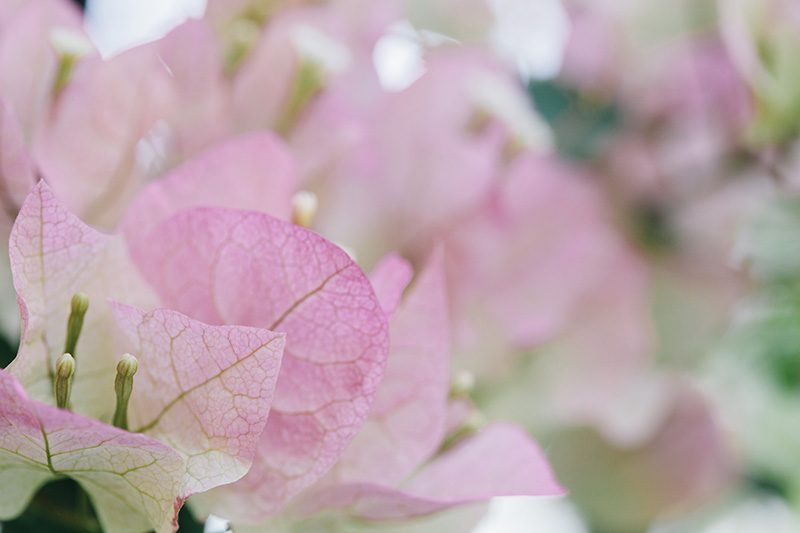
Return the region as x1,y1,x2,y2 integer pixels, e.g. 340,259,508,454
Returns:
1,182,288,531
320,251,451,489
221,251,563,530
0,369,185,533
125,193,390,520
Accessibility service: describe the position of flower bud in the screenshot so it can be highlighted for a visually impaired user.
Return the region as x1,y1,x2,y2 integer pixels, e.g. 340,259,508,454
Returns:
112,354,138,430
64,292,89,357
450,369,476,397
292,190,318,228
54,353,75,409
50,28,93,92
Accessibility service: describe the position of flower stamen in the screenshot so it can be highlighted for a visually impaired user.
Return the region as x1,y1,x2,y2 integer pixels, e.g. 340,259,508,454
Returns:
112,354,138,430
64,292,89,357
291,190,318,228
54,353,75,409
50,28,93,93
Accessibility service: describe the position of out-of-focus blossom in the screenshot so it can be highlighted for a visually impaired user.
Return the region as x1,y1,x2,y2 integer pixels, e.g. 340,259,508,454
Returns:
35,18,231,227
719,0,800,145
548,382,735,533
442,155,647,386
305,47,552,267
0,0,90,140
487,0,570,79
0,99,37,236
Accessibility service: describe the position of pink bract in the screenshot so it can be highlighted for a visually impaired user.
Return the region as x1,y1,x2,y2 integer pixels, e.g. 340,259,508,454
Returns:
247,251,564,528
0,98,36,235
2,183,288,530
0,0,87,139
122,131,298,248
130,204,390,520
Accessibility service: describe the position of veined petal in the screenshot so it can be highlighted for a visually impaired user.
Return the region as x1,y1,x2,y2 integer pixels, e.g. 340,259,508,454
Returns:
131,207,389,520
328,249,450,486
111,303,285,496
0,369,184,533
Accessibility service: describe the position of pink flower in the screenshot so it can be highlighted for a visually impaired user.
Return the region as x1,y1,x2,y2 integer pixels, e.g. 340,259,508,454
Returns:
2,179,390,529
121,137,562,525
122,172,391,520
210,251,564,529
1,183,287,531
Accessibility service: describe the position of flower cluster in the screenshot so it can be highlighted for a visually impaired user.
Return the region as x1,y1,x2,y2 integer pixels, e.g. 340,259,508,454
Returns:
0,1,567,531
6,0,800,531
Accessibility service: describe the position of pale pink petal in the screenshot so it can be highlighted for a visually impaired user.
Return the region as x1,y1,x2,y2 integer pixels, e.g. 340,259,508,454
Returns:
132,207,389,520
367,252,413,318
0,0,86,138
363,49,511,236
229,9,298,132
0,98,36,232
0,369,185,533
7,182,158,418
303,49,526,267
400,423,564,504
0,0,29,27
294,422,565,520
122,132,297,248
111,303,285,497
328,250,450,486
155,19,232,161
34,19,231,228
33,44,175,227
444,154,647,378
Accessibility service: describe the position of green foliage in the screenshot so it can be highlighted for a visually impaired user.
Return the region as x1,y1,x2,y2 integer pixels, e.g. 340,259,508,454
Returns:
735,197,800,392
527,79,622,161
0,331,18,369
